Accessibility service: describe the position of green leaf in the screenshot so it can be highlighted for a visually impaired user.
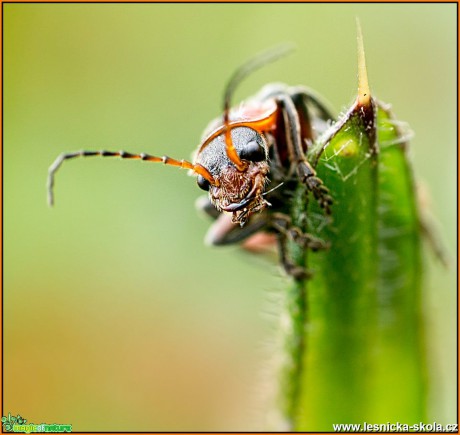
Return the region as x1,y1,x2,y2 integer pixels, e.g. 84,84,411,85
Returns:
277,30,426,431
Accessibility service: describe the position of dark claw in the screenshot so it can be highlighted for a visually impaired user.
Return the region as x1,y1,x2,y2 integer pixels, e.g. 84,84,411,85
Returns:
284,263,312,280
305,176,333,214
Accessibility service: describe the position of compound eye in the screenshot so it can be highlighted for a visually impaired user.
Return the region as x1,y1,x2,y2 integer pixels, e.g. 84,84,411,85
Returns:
239,140,266,162
197,175,211,191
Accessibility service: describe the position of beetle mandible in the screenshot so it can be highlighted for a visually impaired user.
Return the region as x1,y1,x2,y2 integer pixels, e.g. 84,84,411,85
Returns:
47,45,334,279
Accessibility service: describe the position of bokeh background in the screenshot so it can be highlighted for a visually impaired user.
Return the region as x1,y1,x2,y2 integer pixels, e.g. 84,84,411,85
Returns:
4,4,456,431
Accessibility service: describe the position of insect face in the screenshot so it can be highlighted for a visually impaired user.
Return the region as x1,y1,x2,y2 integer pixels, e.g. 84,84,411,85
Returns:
47,44,334,279
195,126,270,225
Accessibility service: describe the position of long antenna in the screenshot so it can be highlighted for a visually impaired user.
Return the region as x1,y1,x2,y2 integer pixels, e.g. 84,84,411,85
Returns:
222,43,296,170
47,150,216,206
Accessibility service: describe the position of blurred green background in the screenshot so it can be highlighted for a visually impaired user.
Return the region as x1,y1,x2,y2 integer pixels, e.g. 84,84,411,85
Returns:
4,4,456,431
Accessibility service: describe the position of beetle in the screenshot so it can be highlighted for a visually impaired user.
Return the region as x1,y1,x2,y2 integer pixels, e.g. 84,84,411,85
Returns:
47,45,334,279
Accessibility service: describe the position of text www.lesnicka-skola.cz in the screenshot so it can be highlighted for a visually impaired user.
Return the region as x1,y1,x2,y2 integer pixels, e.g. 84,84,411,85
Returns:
333,422,458,432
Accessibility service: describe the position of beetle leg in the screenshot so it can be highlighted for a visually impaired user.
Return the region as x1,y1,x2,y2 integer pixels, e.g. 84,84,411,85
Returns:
289,85,336,123
297,160,333,214
276,233,312,280
273,94,333,214
271,212,330,251
204,210,270,246
196,195,220,220
197,196,277,252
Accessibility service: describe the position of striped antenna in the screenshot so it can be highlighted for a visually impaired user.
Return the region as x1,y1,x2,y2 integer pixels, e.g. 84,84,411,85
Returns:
47,150,216,206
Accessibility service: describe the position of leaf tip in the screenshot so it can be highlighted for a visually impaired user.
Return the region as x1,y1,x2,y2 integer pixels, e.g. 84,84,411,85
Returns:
356,18,371,107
